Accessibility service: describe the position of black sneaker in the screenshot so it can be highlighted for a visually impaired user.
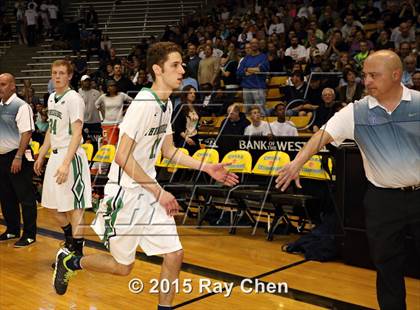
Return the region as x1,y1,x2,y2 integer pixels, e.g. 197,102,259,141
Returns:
0,232,19,241
14,237,36,247
51,242,75,269
53,248,77,295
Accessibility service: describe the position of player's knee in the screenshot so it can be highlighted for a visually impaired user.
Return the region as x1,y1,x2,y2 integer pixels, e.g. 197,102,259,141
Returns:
115,262,134,276
166,249,184,265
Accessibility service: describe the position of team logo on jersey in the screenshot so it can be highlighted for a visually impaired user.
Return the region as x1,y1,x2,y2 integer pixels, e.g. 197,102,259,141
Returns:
48,109,63,119
145,124,168,136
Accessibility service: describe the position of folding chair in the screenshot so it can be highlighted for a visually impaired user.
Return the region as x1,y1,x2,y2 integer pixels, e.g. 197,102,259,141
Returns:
195,150,254,229
230,151,290,235
81,143,94,161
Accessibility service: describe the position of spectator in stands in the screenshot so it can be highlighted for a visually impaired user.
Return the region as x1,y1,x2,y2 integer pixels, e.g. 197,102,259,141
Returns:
198,44,220,86
25,88,40,107
34,108,49,143
111,63,134,94
267,15,285,36
338,68,364,104
237,38,269,115
39,0,50,38
73,52,88,82
374,29,394,50
311,87,341,133
132,69,152,94
284,36,306,63
219,52,239,106
85,5,98,27
95,79,132,144
14,1,27,45
186,43,201,81
0,16,12,41
219,103,250,136
401,55,417,87
172,85,200,153
99,34,112,60
268,103,298,137
412,71,420,91
341,14,364,40
391,21,415,49
281,70,307,103
244,105,270,136
325,30,348,60
47,0,59,31
79,75,102,142
24,3,38,46
398,41,412,61
353,40,371,70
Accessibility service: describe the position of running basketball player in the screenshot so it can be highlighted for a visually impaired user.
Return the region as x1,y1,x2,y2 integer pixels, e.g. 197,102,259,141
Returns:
34,60,91,258
53,42,239,310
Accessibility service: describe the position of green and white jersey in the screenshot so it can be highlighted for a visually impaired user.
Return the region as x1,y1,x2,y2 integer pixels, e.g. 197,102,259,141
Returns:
108,88,173,189
47,89,84,149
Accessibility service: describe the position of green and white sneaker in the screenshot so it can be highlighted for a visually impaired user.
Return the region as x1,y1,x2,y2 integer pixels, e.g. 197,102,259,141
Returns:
53,248,77,295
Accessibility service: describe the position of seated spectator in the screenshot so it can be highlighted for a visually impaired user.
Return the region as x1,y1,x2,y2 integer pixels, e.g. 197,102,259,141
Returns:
281,70,307,103
411,71,420,91
402,55,417,88
353,40,371,69
33,108,49,143
172,85,200,153
219,53,239,107
374,30,394,51
312,88,341,133
219,103,250,136
244,105,270,136
268,104,298,137
338,68,364,104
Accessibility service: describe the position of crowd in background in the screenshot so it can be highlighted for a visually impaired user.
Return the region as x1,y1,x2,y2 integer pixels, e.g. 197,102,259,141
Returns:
6,0,420,148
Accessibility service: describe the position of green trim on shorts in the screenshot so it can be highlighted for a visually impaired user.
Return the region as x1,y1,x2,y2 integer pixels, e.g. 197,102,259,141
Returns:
103,189,124,249
71,154,86,209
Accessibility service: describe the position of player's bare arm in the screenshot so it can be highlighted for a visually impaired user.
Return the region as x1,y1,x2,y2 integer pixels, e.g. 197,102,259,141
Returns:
275,129,334,191
161,134,239,187
115,133,179,216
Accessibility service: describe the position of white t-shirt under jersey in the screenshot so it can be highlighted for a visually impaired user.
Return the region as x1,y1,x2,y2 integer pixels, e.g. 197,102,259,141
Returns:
47,89,84,149
107,88,173,189
244,121,270,136
269,121,298,136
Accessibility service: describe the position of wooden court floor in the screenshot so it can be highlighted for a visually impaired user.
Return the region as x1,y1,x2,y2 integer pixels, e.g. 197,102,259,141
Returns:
1,207,419,310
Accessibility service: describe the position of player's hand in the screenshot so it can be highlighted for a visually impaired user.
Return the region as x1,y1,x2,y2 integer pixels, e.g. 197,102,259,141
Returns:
205,163,239,187
11,158,22,174
34,158,44,176
54,163,70,184
275,161,302,192
158,190,179,216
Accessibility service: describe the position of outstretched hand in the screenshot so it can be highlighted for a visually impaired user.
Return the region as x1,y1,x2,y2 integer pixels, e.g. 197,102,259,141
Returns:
205,163,239,187
275,161,302,192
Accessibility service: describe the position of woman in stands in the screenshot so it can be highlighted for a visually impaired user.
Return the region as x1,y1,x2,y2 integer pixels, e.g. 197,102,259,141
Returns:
172,85,200,154
94,80,132,145
338,68,364,104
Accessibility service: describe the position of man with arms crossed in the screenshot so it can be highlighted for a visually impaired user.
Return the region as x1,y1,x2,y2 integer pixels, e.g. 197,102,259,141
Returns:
34,60,91,259
276,50,419,310
53,42,239,310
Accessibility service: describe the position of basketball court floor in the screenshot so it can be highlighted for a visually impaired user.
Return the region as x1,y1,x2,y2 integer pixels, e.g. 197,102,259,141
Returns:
1,207,419,309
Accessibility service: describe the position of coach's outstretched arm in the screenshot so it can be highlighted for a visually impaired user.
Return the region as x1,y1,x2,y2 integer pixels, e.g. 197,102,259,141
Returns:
275,129,334,191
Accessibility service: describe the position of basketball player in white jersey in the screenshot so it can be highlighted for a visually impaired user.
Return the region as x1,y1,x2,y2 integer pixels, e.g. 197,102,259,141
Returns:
34,60,91,258
53,43,239,309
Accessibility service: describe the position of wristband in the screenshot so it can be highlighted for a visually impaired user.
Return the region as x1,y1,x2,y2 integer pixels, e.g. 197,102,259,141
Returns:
14,155,22,160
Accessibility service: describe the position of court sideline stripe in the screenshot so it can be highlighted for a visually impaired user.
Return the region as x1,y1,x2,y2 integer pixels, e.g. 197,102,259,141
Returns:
0,221,373,310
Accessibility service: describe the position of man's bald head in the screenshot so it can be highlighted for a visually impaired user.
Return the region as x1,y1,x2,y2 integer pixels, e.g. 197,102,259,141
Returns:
365,50,403,73
0,73,17,102
0,73,16,86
